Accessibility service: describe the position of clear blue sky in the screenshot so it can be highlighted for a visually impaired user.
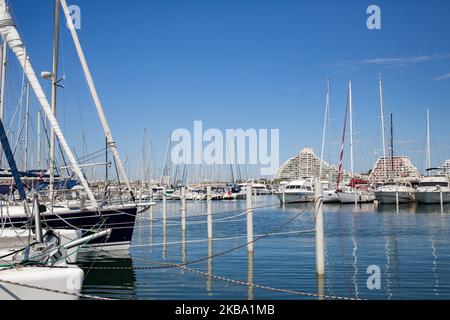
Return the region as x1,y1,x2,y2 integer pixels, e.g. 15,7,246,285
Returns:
6,0,450,178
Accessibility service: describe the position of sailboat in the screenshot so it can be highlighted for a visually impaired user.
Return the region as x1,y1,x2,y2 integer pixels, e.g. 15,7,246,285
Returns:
336,80,375,204
374,112,415,204
416,110,450,204
0,108,86,300
0,0,151,250
318,78,340,203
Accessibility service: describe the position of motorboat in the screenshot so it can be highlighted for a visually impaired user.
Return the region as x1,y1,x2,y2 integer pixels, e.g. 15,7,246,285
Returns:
276,180,314,204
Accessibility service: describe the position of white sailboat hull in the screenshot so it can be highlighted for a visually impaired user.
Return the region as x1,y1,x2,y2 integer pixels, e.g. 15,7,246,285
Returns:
375,191,415,204
323,190,340,203
0,266,84,300
338,191,375,204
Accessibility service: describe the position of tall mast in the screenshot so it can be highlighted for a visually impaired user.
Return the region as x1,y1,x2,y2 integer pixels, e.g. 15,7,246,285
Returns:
0,0,98,207
378,75,387,182
319,77,330,180
349,80,354,179
426,109,431,173
160,133,171,185
336,83,349,190
60,0,134,200
0,41,6,167
49,0,60,200
24,81,30,171
390,113,394,178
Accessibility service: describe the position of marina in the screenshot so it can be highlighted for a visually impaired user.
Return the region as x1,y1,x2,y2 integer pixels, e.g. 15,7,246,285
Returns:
79,197,450,300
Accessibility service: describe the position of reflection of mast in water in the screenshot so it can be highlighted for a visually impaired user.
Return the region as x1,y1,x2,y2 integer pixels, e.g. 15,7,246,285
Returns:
323,247,336,297
336,212,352,296
383,214,399,300
351,234,359,299
162,219,167,260
150,208,154,246
383,237,400,299
350,210,359,299
430,238,439,296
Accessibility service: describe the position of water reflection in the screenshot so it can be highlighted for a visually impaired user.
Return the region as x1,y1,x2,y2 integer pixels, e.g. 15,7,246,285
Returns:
247,251,254,301
207,239,213,295
382,213,400,300
79,252,136,299
77,196,450,300
317,275,325,300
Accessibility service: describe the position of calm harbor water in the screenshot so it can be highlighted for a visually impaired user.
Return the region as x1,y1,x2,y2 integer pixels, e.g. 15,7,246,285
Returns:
79,196,450,300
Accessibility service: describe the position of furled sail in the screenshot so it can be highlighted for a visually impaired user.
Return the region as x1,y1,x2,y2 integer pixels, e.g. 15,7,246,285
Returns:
0,0,98,207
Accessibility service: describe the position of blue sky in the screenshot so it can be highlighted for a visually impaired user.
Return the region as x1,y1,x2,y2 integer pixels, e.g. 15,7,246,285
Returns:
5,0,450,178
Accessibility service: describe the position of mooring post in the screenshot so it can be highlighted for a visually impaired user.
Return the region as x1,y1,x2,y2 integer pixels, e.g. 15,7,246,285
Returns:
440,188,444,214
246,185,254,252
282,189,286,206
315,181,325,276
207,185,213,240
181,186,186,231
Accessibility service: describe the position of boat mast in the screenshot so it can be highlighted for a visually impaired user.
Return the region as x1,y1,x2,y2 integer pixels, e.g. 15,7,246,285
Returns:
60,0,134,200
160,133,171,186
336,83,349,190
0,41,6,168
336,82,350,191
319,77,330,180
349,80,354,180
390,113,394,178
378,75,387,182
49,0,60,200
426,109,431,173
0,0,98,207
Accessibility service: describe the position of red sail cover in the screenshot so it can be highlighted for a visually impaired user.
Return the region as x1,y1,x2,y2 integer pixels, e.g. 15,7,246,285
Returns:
350,178,369,188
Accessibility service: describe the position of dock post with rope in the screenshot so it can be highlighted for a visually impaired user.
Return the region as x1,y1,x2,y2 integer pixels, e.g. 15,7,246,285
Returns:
315,180,325,276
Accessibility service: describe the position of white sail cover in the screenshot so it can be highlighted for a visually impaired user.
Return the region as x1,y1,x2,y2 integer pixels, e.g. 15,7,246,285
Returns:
0,0,98,207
